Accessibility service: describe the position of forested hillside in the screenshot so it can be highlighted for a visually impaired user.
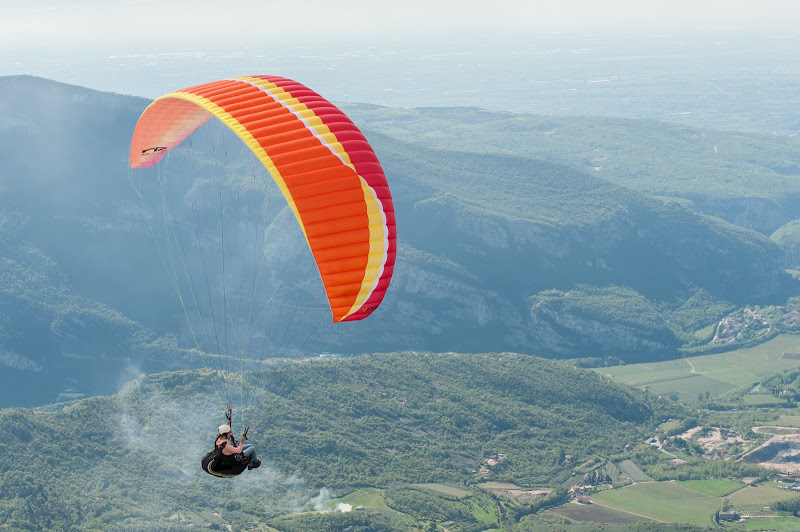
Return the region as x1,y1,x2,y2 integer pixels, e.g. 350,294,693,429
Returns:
0,76,797,406
0,209,199,406
369,133,792,357
0,351,659,531
343,106,800,235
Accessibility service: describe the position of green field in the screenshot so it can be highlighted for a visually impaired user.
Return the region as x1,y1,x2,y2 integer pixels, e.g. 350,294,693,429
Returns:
679,478,744,496
590,482,720,526
598,335,800,401
469,500,498,524
726,484,799,509
411,483,471,498
659,419,685,434
333,488,400,514
695,324,717,342
548,502,648,524
740,516,800,531
777,414,800,427
615,460,651,482
744,394,785,405
331,486,500,527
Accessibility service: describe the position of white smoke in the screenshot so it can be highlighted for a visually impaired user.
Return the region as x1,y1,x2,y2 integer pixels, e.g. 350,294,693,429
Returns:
114,372,333,521
309,488,352,513
311,487,334,511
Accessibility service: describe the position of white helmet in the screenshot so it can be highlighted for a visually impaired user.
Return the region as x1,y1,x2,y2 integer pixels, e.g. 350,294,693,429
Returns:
218,424,232,435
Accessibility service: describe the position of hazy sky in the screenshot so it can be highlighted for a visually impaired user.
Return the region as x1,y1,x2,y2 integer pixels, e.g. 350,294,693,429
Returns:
4,0,800,51
3,0,799,121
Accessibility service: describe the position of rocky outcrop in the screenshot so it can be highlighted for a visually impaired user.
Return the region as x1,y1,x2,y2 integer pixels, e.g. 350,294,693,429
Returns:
526,306,675,357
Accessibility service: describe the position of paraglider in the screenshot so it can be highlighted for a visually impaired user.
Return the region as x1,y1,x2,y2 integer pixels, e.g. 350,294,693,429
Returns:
202,409,260,478
129,75,396,477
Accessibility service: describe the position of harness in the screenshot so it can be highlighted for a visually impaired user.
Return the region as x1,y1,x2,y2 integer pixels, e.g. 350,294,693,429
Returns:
215,437,240,465
202,438,247,478
201,410,251,478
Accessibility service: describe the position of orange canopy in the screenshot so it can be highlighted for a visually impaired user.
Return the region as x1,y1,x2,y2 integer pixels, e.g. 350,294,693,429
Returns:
130,75,396,322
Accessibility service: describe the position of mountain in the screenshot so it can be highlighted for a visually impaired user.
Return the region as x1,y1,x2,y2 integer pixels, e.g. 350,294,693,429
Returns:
0,208,209,407
341,106,800,235
0,76,796,406
771,220,800,268
0,351,655,530
363,132,793,358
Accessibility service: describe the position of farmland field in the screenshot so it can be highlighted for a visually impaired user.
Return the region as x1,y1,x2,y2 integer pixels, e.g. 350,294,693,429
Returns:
679,478,744,496
648,374,733,401
598,334,800,401
744,394,785,405
727,484,799,509
777,415,800,427
590,482,720,526
695,324,716,341
412,483,471,498
741,516,800,531
615,460,651,482
548,501,648,523
753,426,800,435
333,488,401,515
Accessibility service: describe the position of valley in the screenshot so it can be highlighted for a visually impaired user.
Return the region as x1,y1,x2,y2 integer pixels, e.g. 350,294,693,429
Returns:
2,75,800,530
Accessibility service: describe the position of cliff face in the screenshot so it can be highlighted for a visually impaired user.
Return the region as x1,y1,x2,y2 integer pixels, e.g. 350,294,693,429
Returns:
525,306,676,357
361,174,788,356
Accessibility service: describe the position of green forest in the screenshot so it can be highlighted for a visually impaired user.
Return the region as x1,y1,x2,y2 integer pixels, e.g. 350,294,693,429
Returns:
0,352,663,531
343,106,800,234
2,350,796,531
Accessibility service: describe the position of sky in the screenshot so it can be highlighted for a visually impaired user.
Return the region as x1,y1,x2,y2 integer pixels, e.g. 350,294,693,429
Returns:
3,0,800,48
2,0,800,122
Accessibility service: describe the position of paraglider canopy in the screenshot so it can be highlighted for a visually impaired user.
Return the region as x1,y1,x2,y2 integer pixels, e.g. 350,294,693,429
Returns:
130,75,396,323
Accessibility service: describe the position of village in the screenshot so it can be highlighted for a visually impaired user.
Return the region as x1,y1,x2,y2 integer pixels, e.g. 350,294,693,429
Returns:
711,303,800,345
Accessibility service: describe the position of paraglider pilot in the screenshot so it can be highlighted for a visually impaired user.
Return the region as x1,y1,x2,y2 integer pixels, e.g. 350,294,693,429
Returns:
215,408,261,470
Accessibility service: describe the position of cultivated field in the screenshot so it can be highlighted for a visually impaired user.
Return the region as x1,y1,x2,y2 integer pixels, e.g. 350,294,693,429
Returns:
743,394,785,406
776,414,800,427
740,516,800,531
412,483,471,498
615,460,651,482
726,484,799,509
599,334,800,401
332,488,401,515
679,478,744,496
548,501,648,524
590,481,720,526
